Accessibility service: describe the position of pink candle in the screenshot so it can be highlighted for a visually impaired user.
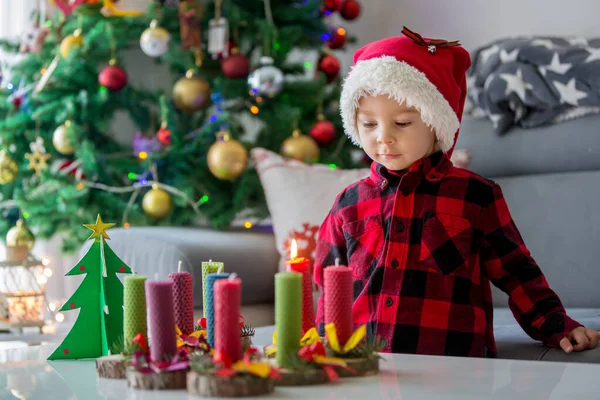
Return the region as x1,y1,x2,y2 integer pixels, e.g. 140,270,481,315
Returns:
214,276,242,363
286,241,315,335
168,269,194,335
145,280,177,362
324,265,353,347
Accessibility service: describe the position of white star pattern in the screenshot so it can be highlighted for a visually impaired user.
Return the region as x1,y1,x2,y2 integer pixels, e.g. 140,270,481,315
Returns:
499,69,533,100
584,47,600,63
499,48,519,63
539,53,572,76
568,36,589,47
489,114,503,128
479,44,500,64
552,78,588,106
531,39,555,50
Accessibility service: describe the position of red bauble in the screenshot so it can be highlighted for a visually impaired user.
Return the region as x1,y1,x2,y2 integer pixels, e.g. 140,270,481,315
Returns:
98,64,127,92
318,54,341,83
323,0,343,12
157,126,172,146
340,0,361,21
12,96,22,110
310,120,336,146
327,28,347,49
221,52,250,79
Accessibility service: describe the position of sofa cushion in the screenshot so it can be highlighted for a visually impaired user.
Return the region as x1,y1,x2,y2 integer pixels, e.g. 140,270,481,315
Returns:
490,170,600,308
456,115,600,178
80,227,280,308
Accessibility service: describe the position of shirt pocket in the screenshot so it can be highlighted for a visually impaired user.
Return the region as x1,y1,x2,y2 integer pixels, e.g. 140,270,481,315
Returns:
342,214,385,280
419,212,474,275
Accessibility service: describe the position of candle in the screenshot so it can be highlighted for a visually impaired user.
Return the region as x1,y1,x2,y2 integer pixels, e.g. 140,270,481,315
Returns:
275,271,302,368
123,276,147,348
205,272,230,347
168,263,194,335
324,265,353,347
145,280,177,362
202,261,224,317
214,275,242,363
286,239,315,335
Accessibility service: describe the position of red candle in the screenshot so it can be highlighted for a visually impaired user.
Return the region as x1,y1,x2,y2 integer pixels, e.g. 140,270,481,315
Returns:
168,265,194,335
324,265,353,347
214,275,242,363
286,239,315,335
145,280,177,362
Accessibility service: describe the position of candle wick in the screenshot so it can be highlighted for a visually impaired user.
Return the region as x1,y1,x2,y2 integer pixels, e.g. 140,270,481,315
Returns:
178,260,182,273
229,273,238,281
335,257,340,266
217,265,224,273
209,259,212,263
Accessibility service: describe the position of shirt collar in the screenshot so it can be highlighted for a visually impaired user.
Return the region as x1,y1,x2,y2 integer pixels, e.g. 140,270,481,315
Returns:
370,151,452,190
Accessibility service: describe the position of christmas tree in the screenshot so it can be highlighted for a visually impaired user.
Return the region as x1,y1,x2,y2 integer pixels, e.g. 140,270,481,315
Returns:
0,0,363,252
48,214,132,360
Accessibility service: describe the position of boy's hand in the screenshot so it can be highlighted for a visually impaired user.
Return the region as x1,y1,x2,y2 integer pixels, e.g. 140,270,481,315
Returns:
559,327,600,353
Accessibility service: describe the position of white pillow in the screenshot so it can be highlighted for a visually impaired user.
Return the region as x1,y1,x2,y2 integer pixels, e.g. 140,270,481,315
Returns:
251,147,370,271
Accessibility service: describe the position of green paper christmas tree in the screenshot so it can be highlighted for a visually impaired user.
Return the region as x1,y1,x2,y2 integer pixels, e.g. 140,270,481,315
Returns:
48,214,132,360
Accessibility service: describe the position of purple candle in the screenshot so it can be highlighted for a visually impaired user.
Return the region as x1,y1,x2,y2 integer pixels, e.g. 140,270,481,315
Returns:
169,265,194,335
145,280,177,362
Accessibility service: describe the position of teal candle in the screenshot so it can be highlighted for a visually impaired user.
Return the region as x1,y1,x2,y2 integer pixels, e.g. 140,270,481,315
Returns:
205,273,230,347
202,261,223,317
275,272,302,368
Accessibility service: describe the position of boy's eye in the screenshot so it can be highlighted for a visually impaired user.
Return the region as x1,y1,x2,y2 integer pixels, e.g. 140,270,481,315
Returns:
396,122,411,127
361,122,377,128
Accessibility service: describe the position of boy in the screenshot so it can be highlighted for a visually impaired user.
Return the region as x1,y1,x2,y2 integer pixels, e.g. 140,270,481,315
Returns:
314,28,600,357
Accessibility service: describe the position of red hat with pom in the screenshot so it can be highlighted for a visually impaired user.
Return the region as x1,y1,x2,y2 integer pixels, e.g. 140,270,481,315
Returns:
340,27,471,154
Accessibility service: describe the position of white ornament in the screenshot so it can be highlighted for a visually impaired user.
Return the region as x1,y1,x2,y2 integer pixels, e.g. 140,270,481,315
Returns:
208,17,229,59
247,57,284,98
140,20,171,58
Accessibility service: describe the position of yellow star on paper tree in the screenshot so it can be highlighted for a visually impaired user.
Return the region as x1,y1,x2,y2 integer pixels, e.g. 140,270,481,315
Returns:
25,150,51,175
83,214,116,240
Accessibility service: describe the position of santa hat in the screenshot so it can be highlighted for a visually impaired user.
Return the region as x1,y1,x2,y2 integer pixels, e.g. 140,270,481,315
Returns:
340,27,471,153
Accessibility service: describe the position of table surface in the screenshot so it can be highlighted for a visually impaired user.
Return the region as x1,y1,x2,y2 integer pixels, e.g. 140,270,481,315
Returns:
1,328,600,400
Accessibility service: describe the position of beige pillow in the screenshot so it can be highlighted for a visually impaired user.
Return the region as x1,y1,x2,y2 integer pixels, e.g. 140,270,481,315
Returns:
251,147,370,272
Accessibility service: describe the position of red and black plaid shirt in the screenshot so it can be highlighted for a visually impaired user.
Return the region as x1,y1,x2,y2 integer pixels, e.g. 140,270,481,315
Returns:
314,151,581,357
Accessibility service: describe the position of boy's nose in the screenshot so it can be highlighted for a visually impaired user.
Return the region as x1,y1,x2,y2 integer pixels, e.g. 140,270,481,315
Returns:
377,128,395,144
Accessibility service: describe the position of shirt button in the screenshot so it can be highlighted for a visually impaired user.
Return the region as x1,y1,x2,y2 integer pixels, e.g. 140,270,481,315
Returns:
391,258,399,268
386,297,394,307
381,179,387,188
395,222,404,232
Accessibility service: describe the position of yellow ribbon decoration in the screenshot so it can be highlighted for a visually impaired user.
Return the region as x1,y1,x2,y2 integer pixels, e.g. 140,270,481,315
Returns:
267,328,322,356
313,355,348,368
325,323,366,354
103,0,144,17
176,326,207,348
232,360,272,378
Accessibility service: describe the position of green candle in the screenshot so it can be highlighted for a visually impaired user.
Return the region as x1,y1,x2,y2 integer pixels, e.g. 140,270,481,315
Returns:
202,261,223,317
123,275,147,349
275,271,302,368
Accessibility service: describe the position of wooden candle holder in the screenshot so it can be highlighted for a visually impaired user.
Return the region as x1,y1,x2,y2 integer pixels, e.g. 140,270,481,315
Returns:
337,356,380,377
126,367,188,390
274,366,329,386
187,371,274,397
96,354,129,379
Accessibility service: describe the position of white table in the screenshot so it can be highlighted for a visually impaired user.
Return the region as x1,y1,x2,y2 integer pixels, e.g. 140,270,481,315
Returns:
1,340,599,400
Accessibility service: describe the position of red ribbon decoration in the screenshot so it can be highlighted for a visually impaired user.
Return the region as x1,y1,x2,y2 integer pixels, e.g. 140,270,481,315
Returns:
131,333,148,354
53,0,86,17
297,341,348,382
401,26,460,54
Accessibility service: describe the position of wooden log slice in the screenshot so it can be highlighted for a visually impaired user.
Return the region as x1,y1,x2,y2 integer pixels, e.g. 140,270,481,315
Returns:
338,357,380,378
187,371,274,397
126,368,188,390
96,354,128,379
275,367,330,386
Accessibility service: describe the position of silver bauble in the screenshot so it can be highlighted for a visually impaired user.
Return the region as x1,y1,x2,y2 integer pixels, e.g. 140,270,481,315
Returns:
247,56,284,98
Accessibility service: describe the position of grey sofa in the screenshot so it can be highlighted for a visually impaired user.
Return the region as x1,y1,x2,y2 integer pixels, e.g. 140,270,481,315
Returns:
96,114,600,362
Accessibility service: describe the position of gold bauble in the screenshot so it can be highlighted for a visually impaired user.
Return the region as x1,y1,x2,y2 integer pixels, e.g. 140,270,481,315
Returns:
207,132,248,181
281,129,320,163
172,70,211,112
6,219,35,250
142,185,173,219
52,121,76,155
0,150,18,184
60,30,83,58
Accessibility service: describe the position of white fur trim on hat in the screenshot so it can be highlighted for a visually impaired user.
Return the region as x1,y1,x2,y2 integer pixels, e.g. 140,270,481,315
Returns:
340,56,460,152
